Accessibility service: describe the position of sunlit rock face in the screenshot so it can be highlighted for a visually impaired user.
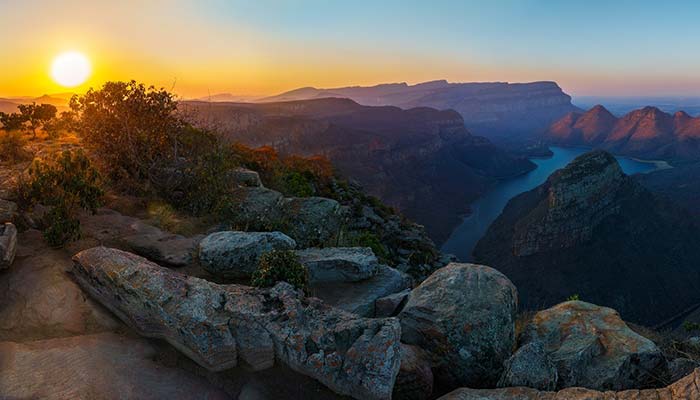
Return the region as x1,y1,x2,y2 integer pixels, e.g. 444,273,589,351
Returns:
474,150,700,326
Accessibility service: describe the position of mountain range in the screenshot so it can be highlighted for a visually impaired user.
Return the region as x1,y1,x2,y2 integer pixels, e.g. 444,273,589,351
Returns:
473,150,700,326
546,105,700,160
182,98,535,242
261,80,580,140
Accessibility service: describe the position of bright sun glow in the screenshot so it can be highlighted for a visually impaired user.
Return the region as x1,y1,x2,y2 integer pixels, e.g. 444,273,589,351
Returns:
51,51,91,87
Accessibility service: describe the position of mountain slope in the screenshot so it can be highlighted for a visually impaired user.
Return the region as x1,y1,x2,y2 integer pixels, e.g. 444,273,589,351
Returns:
262,80,580,139
546,105,700,160
183,98,535,242
473,150,700,325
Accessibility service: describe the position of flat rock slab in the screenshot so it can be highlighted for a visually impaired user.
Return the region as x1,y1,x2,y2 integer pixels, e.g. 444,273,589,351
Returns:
0,333,229,400
439,368,700,400
0,229,119,342
297,247,379,283
311,265,412,317
198,231,297,278
519,301,665,390
0,222,17,269
121,232,202,268
72,247,401,400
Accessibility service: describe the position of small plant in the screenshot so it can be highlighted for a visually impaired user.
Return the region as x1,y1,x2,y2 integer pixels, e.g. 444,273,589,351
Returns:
21,150,103,246
147,201,180,231
566,294,581,301
684,321,700,332
0,130,31,163
352,231,389,262
251,250,309,293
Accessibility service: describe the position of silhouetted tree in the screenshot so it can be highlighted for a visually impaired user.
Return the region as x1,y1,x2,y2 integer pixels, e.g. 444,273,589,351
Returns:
17,103,57,138
0,111,28,132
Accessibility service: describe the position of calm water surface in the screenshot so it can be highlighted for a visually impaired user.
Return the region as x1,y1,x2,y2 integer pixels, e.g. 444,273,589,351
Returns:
441,146,664,261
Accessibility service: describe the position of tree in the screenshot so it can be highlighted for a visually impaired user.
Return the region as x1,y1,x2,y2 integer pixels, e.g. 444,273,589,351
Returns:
69,81,183,192
17,103,57,137
0,111,29,132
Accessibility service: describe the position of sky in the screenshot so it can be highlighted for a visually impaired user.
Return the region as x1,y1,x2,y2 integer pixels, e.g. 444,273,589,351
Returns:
2,0,700,98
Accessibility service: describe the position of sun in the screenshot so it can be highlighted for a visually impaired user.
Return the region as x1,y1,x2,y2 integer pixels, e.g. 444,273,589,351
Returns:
51,51,91,87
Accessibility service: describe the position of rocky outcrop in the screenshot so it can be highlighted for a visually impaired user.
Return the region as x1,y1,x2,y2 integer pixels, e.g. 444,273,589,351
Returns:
0,222,17,269
474,150,700,325
121,232,202,268
398,263,518,389
439,368,700,400
375,289,410,318
297,247,379,283
72,247,401,400
546,105,700,160
517,301,664,390
0,333,229,400
198,231,296,278
393,344,433,400
312,265,412,317
497,341,557,391
228,167,263,187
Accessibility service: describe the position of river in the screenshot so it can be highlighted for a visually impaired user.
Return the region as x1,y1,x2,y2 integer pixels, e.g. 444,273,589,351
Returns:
441,146,667,261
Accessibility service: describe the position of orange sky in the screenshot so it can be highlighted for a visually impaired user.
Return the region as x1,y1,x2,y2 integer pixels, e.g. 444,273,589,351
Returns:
3,1,700,99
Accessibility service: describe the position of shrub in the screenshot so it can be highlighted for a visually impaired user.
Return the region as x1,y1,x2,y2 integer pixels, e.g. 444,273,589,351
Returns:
278,171,314,197
251,250,309,293
22,150,103,246
684,321,700,332
566,294,581,301
351,231,389,262
0,130,30,163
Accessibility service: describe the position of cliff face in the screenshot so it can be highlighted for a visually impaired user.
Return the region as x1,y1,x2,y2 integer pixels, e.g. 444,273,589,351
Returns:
546,105,700,160
473,150,700,325
182,99,535,243
261,81,580,139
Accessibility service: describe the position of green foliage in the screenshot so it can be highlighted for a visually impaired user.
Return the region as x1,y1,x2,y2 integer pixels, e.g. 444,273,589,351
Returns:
566,294,581,301
351,231,389,262
277,171,314,197
251,250,309,293
684,321,700,332
22,150,104,246
0,130,30,163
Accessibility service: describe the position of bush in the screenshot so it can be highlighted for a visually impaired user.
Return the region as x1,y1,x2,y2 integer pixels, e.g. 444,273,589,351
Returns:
0,130,30,163
251,250,309,293
351,231,389,262
21,150,103,246
566,294,581,301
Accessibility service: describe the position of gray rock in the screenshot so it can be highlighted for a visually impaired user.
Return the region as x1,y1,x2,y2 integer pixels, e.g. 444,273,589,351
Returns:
667,358,698,383
0,199,18,223
375,289,410,317
393,344,433,400
121,233,202,268
297,247,379,283
228,167,263,188
225,187,285,230
398,263,518,389
313,265,412,317
198,231,296,278
0,223,17,269
280,197,345,247
438,368,700,400
520,300,665,390
497,340,557,390
72,247,401,400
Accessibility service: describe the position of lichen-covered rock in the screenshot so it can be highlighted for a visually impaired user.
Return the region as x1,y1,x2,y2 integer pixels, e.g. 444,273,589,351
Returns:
72,247,401,400
438,368,700,400
375,289,410,317
393,344,434,400
296,247,379,283
198,231,296,278
497,340,557,390
313,265,412,317
225,187,285,230
520,301,665,391
0,199,18,223
281,197,346,247
398,263,518,389
0,222,17,269
228,167,263,187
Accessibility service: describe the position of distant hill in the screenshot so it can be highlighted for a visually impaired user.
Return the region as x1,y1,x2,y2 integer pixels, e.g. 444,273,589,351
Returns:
474,150,700,325
261,80,580,140
0,99,19,113
192,93,262,103
182,98,535,242
546,105,700,161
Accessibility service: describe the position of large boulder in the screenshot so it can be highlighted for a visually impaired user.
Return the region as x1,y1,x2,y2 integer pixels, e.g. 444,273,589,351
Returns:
0,199,18,223
313,265,412,317
227,167,263,188
0,333,229,400
198,231,296,278
72,247,401,400
0,222,17,269
296,247,379,283
121,232,202,268
497,340,557,390
518,301,665,390
225,187,285,230
438,368,700,400
280,197,346,247
398,263,518,389
393,344,434,400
